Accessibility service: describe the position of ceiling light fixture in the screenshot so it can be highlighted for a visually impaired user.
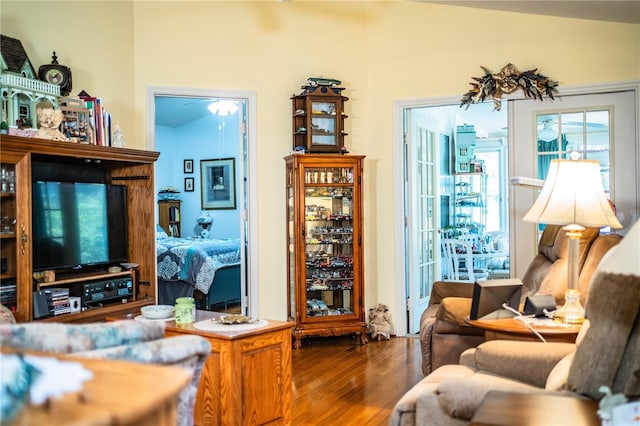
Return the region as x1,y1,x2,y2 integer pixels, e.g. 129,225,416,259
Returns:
208,100,239,116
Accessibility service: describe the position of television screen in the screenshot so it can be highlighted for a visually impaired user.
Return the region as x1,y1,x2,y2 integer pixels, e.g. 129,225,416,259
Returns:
32,181,128,271
469,279,523,320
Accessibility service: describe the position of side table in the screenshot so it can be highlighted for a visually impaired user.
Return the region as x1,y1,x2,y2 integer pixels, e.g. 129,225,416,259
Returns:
467,317,580,343
164,310,293,426
471,391,599,426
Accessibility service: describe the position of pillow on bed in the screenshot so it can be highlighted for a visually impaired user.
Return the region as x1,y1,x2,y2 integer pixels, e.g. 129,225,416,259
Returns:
156,225,169,239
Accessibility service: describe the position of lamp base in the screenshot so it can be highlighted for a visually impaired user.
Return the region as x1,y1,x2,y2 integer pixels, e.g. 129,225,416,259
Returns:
553,289,585,324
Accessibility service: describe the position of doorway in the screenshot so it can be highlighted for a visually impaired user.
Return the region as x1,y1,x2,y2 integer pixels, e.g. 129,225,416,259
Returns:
396,82,639,335
147,86,259,317
402,101,508,332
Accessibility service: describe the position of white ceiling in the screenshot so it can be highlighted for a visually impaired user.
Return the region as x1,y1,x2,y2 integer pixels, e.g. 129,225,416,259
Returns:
155,96,215,128
421,1,640,24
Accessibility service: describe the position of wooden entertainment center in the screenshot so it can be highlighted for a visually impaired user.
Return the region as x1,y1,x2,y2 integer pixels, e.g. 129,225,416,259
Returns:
0,135,159,322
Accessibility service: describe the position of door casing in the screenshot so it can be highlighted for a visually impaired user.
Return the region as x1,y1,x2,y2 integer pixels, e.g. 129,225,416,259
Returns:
393,81,640,336
146,86,259,318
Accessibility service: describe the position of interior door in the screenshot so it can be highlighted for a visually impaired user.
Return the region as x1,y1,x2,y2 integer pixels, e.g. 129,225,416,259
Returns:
404,109,440,333
510,90,638,277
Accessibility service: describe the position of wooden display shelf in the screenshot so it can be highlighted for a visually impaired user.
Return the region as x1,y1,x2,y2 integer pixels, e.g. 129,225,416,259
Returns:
35,270,133,288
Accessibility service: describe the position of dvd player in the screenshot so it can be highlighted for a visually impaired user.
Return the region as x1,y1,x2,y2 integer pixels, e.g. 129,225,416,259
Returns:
81,277,133,305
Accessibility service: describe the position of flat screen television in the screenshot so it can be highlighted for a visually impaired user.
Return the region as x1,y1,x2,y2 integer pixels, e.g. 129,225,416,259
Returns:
469,279,523,320
32,181,128,272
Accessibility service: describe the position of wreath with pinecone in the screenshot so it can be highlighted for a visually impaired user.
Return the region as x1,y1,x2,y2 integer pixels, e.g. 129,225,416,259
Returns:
460,63,559,111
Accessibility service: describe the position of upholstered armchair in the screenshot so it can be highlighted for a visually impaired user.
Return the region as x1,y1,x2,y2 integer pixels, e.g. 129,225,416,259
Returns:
420,225,621,375
0,317,210,426
392,220,639,425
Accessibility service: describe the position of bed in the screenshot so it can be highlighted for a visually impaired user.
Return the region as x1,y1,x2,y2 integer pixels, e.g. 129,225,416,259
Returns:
156,233,242,310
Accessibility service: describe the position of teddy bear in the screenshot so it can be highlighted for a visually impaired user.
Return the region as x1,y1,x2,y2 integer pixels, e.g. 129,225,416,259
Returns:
368,303,392,341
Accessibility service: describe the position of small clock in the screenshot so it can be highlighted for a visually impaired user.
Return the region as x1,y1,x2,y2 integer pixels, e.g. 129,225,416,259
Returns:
38,51,72,96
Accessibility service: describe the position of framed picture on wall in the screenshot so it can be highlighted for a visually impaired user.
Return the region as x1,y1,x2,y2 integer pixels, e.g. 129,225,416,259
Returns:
184,159,194,174
185,177,194,192
200,158,236,210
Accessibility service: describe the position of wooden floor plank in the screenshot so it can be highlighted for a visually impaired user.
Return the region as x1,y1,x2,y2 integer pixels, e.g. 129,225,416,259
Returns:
292,335,423,425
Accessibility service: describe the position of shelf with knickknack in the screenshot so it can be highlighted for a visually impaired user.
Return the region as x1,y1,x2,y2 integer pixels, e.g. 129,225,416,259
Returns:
291,78,348,154
453,172,487,236
285,154,367,349
158,199,181,237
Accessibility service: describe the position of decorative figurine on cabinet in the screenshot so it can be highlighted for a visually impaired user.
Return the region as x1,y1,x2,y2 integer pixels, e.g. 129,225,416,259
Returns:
368,303,392,341
34,108,68,141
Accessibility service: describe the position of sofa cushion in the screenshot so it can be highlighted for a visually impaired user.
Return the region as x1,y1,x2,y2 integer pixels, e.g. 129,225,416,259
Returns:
436,371,542,421
388,365,475,426
522,226,599,304
545,352,574,391
472,340,575,388
568,221,640,399
577,234,622,305
436,297,473,327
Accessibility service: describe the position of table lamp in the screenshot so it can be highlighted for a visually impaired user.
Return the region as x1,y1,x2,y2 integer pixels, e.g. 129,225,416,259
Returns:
522,154,622,324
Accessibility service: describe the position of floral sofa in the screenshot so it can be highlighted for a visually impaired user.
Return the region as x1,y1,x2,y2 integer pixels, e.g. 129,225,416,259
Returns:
0,312,210,426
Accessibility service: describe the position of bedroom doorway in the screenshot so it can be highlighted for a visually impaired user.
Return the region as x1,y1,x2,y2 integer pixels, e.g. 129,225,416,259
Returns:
147,87,258,317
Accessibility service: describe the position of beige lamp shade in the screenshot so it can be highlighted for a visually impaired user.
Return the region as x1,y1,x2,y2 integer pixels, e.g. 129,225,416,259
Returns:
522,159,622,229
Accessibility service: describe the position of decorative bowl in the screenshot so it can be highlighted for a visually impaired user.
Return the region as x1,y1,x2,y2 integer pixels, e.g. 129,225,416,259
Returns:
141,305,175,320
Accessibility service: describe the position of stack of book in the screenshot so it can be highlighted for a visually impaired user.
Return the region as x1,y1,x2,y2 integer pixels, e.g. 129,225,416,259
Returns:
46,287,71,316
77,90,112,147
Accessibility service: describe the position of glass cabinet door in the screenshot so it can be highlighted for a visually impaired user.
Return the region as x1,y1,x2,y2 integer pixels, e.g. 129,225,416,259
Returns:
310,101,337,147
286,162,296,321
302,165,355,319
0,162,17,314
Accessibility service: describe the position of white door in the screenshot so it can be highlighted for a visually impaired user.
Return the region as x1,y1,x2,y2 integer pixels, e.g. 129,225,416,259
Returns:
510,90,638,277
404,109,440,333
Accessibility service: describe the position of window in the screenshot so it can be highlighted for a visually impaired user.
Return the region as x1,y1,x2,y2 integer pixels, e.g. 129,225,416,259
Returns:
535,109,611,196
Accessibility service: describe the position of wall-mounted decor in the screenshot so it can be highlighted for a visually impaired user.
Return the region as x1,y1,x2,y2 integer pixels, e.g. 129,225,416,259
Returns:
200,158,236,210
184,159,193,174
460,63,558,111
185,177,194,192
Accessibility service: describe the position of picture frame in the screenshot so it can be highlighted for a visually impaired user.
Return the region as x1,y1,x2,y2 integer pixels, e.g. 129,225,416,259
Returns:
200,158,236,210
184,177,194,192
184,159,194,174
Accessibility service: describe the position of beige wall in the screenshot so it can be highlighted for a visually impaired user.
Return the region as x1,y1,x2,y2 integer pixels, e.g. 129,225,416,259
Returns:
3,1,639,321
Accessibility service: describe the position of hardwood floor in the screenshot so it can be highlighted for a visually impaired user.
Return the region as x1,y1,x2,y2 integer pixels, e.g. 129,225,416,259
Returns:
292,335,423,425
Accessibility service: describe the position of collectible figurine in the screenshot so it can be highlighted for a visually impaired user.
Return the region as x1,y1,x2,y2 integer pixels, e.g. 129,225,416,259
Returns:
368,303,392,341
34,108,67,141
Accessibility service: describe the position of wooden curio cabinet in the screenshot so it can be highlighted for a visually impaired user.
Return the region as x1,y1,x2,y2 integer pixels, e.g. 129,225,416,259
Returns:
291,84,348,153
285,154,367,348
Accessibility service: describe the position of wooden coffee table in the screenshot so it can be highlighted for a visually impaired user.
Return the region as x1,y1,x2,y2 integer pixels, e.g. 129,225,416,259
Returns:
467,317,580,343
471,391,599,426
